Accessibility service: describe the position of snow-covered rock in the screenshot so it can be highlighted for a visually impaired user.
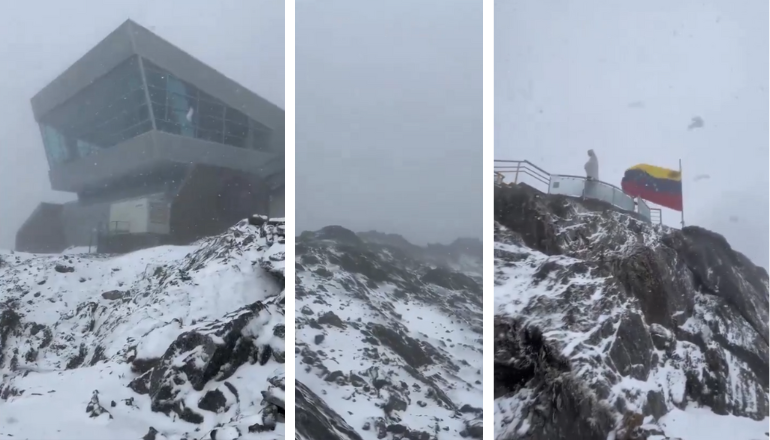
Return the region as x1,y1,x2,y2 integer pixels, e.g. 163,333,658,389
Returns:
494,182,769,440
295,226,483,440
0,216,286,440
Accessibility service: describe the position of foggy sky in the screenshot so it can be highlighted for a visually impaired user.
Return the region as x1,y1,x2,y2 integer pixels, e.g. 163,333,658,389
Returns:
296,0,482,245
496,0,769,268
0,0,284,249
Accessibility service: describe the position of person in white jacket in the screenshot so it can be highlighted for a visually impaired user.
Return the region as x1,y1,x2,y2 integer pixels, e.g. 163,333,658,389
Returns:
583,149,599,198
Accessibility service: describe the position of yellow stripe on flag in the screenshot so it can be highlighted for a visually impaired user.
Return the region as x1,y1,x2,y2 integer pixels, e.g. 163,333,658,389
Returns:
628,164,682,181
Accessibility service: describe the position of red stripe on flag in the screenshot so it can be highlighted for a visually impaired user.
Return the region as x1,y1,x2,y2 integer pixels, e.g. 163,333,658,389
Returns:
622,181,683,211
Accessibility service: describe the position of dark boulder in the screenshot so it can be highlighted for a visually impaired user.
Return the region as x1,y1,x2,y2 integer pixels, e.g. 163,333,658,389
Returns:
611,246,694,329
494,317,614,440
128,302,269,423
666,226,768,343
197,389,227,413
248,423,275,433
54,264,75,273
386,424,407,434
318,311,346,329
142,427,160,440
101,290,128,300
462,419,483,439
370,324,433,369
85,390,112,419
643,390,668,420
608,313,654,381
384,394,407,415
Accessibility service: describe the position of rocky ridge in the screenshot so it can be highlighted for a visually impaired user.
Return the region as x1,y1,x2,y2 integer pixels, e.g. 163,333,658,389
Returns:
296,225,483,440
493,182,769,440
0,216,286,440
342,231,481,277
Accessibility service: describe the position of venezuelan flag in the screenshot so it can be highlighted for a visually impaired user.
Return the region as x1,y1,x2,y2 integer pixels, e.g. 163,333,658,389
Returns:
621,164,683,211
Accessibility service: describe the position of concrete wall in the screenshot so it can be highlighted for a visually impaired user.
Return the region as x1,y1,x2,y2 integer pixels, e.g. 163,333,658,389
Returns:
18,163,272,253
15,203,67,253
61,192,170,247
61,200,110,247
169,165,270,245
109,198,150,234
48,131,157,193
148,199,171,234
270,188,285,218
48,130,278,194
97,233,166,255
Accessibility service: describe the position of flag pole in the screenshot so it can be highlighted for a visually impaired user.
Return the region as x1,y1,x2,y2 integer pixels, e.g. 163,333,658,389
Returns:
679,159,685,228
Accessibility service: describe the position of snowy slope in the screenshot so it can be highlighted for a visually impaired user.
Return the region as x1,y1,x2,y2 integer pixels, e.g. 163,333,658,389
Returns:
295,226,483,440
493,183,769,440
649,406,768,440
0,216,286,440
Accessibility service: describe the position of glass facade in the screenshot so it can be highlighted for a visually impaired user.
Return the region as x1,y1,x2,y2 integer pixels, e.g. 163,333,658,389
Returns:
143,59,272,151
40,56,272,168
40,55,152,166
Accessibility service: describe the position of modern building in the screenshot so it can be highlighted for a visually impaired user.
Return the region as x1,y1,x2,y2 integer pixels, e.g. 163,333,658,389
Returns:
17,19,284,254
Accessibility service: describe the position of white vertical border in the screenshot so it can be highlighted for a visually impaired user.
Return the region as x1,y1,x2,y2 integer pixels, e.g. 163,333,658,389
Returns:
284,0,296,437
482,0,494,437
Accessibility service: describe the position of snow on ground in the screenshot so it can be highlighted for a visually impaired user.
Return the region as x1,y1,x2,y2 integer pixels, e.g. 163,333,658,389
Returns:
295,230,483,439
1,361,283,439
0,218,286,439
296,273,482,438
650,407,769,440
2,363,183,440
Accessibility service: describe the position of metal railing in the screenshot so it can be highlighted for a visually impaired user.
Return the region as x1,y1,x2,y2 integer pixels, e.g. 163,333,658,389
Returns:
494,160,550,191
636,195,652,220
649,208,662,225
495,160,662,225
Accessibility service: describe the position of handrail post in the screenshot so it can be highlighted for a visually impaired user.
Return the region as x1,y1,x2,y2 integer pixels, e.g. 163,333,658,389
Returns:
514,162,520,183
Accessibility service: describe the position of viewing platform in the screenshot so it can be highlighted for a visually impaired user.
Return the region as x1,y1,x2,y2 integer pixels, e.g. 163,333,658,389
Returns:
495,160,662,225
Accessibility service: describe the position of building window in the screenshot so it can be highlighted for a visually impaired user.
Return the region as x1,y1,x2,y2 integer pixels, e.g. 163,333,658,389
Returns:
142,59,272,151
40,124,69,164
38,55,153,167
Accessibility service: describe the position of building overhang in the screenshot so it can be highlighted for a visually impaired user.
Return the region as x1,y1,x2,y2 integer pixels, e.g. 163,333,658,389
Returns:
30,19,284,140
49,130,281,194
264,169,285,191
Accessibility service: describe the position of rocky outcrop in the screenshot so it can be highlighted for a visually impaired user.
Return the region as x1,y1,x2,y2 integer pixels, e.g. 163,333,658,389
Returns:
128,301,280,423
0,216,286,439
494,183,769,440
296,380,364,440
358,231,482,274
296,225,482,440
494,317,615,440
